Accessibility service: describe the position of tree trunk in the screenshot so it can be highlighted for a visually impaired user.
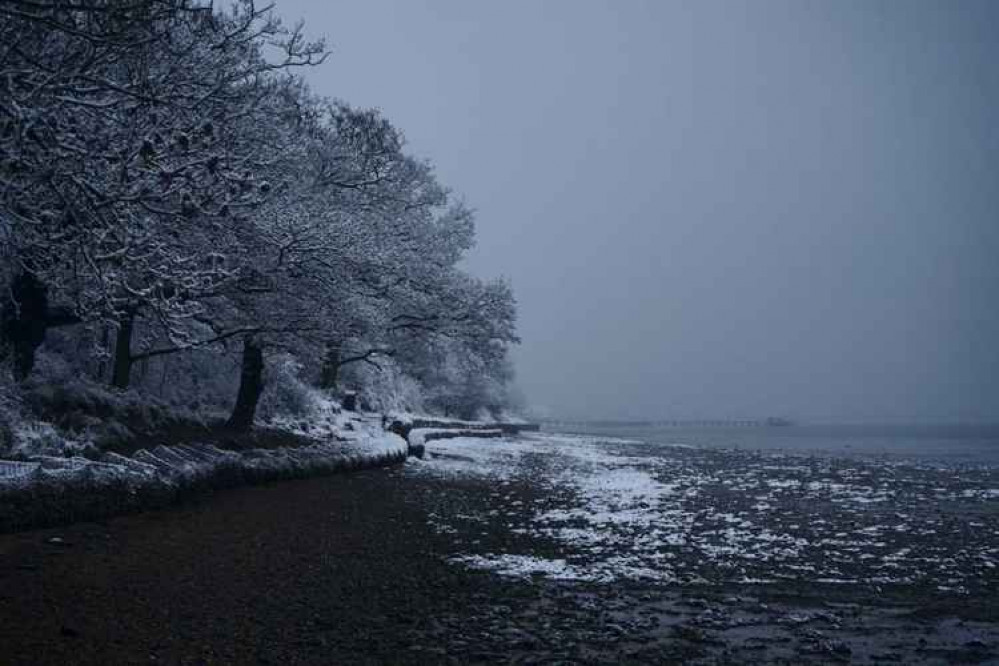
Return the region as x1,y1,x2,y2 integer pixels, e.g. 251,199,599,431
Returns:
158,356,170,397
110,313,135,389
319,342,342,390
1,273,82,381
227,337,265,432
1,273,51,381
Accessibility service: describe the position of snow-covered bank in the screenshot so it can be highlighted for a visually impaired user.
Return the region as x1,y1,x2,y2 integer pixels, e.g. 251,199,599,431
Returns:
0,416,406,532
387,412,537,457
406,427,503,458
407,432,999,593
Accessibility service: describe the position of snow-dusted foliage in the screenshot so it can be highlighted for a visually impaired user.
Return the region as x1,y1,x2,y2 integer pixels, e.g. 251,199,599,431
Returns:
0,362,20,454
256,354,321,420
1,2,322,342
0,0,522,445
342,356,425,415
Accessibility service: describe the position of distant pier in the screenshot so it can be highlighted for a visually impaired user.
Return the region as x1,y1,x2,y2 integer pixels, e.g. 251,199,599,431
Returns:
541,417,793,429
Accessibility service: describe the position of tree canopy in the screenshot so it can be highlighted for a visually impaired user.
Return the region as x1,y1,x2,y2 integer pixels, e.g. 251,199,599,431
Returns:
0,0,520,429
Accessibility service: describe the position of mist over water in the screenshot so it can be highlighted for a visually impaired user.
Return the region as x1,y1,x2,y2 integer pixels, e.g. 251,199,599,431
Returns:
274,0,999,425
546,422,999,464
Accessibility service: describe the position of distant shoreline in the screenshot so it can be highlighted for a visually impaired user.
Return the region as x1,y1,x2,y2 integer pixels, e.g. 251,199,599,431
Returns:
541,418,999,429
538,421,999,465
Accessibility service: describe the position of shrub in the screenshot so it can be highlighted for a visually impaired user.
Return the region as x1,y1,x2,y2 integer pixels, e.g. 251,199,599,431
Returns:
257,354,319,420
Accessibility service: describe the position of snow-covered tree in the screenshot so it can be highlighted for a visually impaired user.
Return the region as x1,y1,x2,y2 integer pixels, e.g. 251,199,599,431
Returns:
0,0,523,433
0,0,325,382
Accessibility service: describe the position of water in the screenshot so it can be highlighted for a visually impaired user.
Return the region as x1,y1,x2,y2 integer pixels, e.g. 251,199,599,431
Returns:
543,422,999,464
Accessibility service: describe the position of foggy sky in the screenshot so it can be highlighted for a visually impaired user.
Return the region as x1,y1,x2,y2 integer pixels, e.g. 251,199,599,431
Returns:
273,0,999,423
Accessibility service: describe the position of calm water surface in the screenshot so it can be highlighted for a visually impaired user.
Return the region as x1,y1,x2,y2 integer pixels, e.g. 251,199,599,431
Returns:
544,423,999,464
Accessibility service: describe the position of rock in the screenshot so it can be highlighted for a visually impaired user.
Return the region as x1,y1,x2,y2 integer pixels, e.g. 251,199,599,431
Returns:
674,625,708,642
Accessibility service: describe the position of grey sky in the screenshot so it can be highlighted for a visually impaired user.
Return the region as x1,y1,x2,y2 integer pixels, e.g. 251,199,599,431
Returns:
273,0,999,422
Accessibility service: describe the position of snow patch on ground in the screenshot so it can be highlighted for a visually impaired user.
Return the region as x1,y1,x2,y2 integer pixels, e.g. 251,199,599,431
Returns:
451,554,594,581
409,432,999,589
0,413,407,501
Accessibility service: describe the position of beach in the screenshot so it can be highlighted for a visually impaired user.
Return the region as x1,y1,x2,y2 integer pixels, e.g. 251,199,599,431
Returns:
407,432,999,663
1,431,997,664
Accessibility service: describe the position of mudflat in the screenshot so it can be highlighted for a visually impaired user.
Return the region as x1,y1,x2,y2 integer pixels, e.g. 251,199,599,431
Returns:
0,468,466,665
1,436,997,665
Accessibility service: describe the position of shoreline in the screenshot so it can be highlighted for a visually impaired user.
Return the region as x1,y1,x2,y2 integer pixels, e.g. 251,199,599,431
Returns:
0,416,408,534
408,432,999,663
0,414,538,534
0,431,996,664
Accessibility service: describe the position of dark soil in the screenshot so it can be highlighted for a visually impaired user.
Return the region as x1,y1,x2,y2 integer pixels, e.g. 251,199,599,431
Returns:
0,468,462,665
